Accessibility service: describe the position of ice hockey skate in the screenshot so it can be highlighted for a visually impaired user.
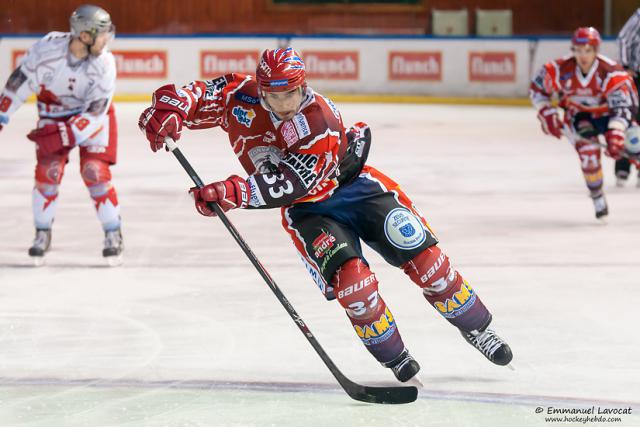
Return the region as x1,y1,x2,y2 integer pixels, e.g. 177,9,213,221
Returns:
28,229,51,267
460,326,513,366
615,172,628,188
384,348,421,383
103,229,124,266
591,194,608,221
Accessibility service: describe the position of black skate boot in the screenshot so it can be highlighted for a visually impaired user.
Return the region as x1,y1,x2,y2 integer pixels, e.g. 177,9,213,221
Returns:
591,194,608,220
103,228,124,266
460,326,512,366
28,228,51,266
383,348,420,382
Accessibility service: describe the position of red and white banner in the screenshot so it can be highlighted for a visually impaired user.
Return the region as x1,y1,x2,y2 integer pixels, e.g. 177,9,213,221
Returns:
112,51,167,79
388,52,442,81
200,51,259,78
468,52,516,82
303,51,359,80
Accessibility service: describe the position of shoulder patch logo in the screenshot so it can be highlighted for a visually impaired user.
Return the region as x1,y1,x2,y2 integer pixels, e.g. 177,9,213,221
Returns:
235,92,260,104
293,113,311,139
281,121,299,147
232,106,256,128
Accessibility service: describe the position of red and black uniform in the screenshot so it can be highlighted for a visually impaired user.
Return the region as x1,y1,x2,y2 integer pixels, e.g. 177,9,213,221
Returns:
530,53,638,195
140,63,500,369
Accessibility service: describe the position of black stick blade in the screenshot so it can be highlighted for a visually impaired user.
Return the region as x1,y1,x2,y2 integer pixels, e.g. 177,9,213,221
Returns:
345,383,418,404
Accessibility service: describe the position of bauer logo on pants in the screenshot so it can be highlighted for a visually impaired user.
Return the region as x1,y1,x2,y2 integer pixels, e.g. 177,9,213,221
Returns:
384,208,426,250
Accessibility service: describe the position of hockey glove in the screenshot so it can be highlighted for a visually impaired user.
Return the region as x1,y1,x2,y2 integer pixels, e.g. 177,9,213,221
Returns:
0,94,12,131
537,106,563,139
189,175,251,217
138,84,189,152
27,122,76,156
604,129,625,160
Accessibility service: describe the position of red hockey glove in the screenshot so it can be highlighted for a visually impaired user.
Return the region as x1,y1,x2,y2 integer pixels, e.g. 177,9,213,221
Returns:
605,129,625,160
27,122,76,156
189,175,251,217
537,106,563,139
138,84,189,152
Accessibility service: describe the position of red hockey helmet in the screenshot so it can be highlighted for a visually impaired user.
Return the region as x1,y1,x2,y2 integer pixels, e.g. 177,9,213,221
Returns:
256,48,306,93
572,27,601,49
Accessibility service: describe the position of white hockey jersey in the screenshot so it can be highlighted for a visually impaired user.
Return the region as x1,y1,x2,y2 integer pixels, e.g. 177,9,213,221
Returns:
0,31,116,147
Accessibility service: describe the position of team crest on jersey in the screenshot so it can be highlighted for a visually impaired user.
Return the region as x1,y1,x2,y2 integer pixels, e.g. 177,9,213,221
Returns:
248,145,282,173
384,208,426,250
232,106,256,128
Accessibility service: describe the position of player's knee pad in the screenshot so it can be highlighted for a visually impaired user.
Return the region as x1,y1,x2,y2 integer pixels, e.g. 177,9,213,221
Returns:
402,245,457,296
332,258,381,319
80,159,112,187
35,159,65,186
402,246,491,331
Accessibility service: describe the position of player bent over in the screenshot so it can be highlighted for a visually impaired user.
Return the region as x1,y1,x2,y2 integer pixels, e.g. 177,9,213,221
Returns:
138,48,512,382
530,27,638,219
0,4,123,265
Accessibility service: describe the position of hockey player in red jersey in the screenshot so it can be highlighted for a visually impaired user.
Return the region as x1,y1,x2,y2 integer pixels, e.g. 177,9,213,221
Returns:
139,48,512,382
530,27,639,219
0,4,123,265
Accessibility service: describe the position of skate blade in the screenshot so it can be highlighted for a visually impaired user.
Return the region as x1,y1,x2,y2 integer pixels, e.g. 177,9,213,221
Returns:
596,216,608,225
105,254,123,267
31,256,45,267
506,363,515,371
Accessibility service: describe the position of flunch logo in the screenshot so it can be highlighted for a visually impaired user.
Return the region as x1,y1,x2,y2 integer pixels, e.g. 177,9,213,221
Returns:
201,51,259,78
112,51,167,78
468,52,516,82
433,280,477,319
312,230,336,258
389,52,442,81
354,307,396,345
303,51,358,80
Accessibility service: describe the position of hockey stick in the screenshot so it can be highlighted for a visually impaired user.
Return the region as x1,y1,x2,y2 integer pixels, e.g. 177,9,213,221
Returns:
562,125,640,168
164,137,418,404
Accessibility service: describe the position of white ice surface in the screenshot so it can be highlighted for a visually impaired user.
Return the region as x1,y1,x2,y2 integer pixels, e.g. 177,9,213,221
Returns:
0,102,639,426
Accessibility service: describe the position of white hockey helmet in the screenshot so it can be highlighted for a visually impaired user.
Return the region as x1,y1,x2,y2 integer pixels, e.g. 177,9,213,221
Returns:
69,4,114,39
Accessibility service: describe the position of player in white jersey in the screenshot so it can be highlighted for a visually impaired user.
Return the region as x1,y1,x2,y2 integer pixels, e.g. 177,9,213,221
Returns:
0,4,123,266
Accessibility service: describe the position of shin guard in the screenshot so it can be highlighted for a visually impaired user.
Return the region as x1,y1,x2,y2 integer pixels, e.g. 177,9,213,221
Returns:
33,159,65,229
575,141,603,197
332,258,405,364
403,246,491,332
81,159,121,231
